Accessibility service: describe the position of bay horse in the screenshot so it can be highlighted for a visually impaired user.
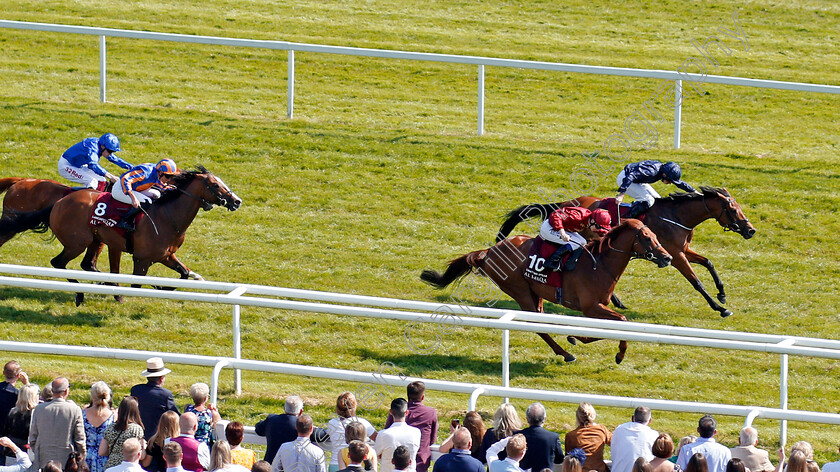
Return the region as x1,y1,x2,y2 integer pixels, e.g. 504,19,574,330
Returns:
0,178,73,247
421,219,672,363
495,187,755,317
2,167,241,305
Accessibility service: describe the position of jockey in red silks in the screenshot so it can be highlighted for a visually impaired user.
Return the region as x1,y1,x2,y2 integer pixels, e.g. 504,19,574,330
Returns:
540,207,611,272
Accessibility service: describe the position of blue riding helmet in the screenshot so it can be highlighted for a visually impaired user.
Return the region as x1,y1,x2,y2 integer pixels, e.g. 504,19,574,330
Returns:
661,161,682,182
99,133,121,152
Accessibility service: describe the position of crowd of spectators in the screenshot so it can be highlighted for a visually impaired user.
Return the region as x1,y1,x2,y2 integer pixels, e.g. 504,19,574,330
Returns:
2,358,836,472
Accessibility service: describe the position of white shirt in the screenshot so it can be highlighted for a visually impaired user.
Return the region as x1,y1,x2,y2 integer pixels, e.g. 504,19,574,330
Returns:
104,461,146,472
823,461,840,472
676,437,732,472
374,421,421,472
0,447,32,472
610,421,659,472
326,416,376,466
271,436,326,472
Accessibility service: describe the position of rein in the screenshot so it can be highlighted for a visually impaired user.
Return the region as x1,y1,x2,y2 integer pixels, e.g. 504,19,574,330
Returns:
702,193,749,233
597,225,662,283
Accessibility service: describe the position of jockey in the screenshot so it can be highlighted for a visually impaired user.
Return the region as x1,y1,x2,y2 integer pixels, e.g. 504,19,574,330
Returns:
615,160,696,218
113,159,179,231
541,207,611,272
58,133,133,191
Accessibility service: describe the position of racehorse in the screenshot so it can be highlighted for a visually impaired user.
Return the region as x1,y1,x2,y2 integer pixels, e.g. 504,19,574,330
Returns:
495,187,755,317
1,167,241,305
0,178,73,247
421,219,672,364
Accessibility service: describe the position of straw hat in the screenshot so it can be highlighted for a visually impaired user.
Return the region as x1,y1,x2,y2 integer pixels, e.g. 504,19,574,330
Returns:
141,357,172,377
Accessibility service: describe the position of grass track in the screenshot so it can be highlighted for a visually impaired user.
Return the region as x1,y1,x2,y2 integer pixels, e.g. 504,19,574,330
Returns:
0,0,839,464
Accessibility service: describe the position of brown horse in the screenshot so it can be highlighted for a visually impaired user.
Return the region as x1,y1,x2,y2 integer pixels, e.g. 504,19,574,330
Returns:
0,178,73,247
495,187,756,317
2,167,241,305
421,219,672,363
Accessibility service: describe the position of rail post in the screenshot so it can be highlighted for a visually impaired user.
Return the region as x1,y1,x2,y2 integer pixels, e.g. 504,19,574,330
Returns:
778,338,796,446
230,286,247,395
673,79,682,149
477,64,485,135
287,50,295,118
99,35,106,103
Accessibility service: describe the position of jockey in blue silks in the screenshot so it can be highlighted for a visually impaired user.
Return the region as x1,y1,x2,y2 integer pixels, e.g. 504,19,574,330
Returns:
113,159,179,231
58,133,133,191
615,160,696,218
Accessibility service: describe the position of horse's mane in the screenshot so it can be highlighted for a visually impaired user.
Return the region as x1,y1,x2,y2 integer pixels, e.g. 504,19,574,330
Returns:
585,220,637,257
154,166,209,205
657,186,729,202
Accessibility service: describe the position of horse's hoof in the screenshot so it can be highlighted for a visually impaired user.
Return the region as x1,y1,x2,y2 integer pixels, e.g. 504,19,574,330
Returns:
615,353,625,364
721,309,733,318
563,354,577,363
567,336,577,346
717,293,727,304
615,301,628,309
114,295,125,304
75,293,85,306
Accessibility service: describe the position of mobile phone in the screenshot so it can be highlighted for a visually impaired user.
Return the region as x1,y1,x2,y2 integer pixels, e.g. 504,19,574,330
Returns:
451,418,460,428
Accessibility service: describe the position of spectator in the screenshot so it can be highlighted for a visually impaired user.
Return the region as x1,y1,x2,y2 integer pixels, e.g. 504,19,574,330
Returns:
144,411,180,472
611,407,659,472
650,433,675,472
29,377,86,471
0,362,28,433
374,398,420,472
391,446,412,472
563,448,586,472
40,383,53,403
687,453,710,472
674,437,698,463
438,411,486,460
791,442,814,461
271,414,325,472
730,427,774,472
728,458,747,472
225,422,257,470
103,437,145,472
163,442,186,472
515,402,564,472
777,449,809,472
0,436,31,472
3,384,38,457
83,381,116,472
338,422,377,471
823,445,840,472
432,428,484,472
43,461,63,472
338,440,368,472
100,396,145,470
327,392,375,472
130,358,179,440
64,451,87,472
634,457,653,472
254,395,304,463
251,461,270,472
384,382,437,472
480,404,522,464
565,402,611,472
186,383,220,449
208,440,249,472
676,416,731,472
489,433,527,472
169,412,211,472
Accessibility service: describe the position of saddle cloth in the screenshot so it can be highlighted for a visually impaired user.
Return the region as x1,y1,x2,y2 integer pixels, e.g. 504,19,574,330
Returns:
89,192,132,234
522,236,563,288
596,198,645,224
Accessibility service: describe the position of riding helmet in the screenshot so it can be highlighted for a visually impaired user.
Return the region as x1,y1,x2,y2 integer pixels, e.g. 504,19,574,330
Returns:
591,209,611,234
155,158,178,176
660,161,682,182
98,133,121,152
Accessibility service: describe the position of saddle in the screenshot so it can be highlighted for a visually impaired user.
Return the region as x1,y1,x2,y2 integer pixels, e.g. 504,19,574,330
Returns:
596,198,645,223
88,193,136,237
523,237,564,288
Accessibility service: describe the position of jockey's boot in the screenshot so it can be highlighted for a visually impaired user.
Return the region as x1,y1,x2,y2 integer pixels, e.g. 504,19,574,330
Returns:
116,207,142,232
545,244,573,272
625,200,651,219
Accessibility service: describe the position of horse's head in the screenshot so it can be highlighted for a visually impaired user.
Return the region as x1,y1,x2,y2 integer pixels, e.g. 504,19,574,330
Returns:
606,219,672,268
701,187,755,239
176,166,242,212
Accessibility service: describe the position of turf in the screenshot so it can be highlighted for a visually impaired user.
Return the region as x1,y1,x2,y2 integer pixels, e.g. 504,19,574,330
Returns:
0,0,839,464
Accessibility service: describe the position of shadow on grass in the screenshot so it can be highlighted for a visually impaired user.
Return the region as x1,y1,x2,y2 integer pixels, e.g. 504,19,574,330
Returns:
425,293,650,321
0,288,106,327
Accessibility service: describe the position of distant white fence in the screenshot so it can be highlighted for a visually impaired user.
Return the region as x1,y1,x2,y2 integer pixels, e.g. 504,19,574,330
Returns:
0,264,839,445
1,20,839,147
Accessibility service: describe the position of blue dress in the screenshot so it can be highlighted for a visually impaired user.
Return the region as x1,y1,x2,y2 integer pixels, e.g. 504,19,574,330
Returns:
84,410,115,472
185,404,215,447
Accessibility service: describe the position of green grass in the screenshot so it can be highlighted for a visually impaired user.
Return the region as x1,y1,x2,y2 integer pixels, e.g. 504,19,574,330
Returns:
1,0,839,465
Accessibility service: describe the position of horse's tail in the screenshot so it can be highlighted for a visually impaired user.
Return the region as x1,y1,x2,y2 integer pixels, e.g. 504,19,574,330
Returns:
420,250,486,289
0,205,54,238
0,178,22,195
496,203,558,243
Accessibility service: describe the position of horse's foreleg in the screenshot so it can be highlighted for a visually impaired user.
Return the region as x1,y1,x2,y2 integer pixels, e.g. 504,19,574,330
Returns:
50,245,87,306
108,248,124,303
581,302,628,364
684,248,726,304
610,293,628,309
671,253,732,317
537,333,577,363
131,259,153,289
160,254,202,281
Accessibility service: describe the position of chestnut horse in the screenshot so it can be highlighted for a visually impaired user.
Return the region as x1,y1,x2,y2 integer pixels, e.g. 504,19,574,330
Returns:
495,187,756,317
0,178,73,247
2,167,241,305
421,219,672,363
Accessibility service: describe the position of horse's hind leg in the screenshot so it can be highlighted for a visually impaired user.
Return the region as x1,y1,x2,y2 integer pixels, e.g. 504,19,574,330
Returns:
528,292,577,362
581,302,629,364
108,249,124,303
610,293,628,309
50,244,88,306
685,248,727,304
